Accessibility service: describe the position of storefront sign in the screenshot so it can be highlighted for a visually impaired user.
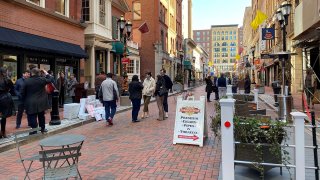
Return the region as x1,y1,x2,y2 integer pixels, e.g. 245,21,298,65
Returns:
261,53,274,59
121,57,129,64
262,28,275,40
173,96,206,147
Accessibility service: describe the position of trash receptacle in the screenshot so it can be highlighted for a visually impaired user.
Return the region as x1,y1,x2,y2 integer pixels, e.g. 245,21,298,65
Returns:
272,81,281,106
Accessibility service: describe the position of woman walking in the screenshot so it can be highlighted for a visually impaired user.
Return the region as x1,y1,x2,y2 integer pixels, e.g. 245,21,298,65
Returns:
244,73,251,94
154,75,167,121
142,72,156,118
57,72,67,108
67,73,78,103
128,75,144,123
0,67,14,138
205,75,213,102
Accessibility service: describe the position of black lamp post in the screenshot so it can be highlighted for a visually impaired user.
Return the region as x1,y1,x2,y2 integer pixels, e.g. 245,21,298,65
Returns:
117,15,132,77
276,1,292,95
251,46,256,84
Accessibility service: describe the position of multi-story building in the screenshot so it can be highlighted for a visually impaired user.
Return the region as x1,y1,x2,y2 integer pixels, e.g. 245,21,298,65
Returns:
211,24,239,76
241,6,252,77
125,0,182,80
193,30,212,61
0,0,86,83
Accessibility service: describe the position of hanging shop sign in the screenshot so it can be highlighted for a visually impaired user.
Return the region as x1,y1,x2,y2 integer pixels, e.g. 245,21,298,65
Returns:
262,28,275,40
121,57,130,64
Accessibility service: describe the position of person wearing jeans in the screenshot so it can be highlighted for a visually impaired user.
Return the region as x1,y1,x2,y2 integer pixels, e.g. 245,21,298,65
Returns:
142,72,155,118
160,69,173,118
129,75,143,122
154,75,166,121
100,73,119,126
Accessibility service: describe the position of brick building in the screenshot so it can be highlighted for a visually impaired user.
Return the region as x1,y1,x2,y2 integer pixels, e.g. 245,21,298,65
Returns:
0,0,87,83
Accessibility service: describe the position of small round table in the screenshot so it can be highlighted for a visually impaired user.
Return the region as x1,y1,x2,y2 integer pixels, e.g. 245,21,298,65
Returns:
39,134,85,147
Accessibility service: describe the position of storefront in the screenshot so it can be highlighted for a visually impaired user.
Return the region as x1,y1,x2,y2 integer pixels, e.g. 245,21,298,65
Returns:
0,27,87,82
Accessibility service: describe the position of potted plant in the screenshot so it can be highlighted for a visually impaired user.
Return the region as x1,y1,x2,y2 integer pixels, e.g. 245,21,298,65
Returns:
210,104,291,179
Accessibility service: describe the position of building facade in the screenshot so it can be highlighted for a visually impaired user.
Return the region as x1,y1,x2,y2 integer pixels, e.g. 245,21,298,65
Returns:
193,29,212,62
0,0,86,83
211,25,239,76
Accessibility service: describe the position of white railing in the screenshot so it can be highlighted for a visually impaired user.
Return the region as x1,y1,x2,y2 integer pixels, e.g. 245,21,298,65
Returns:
220,95,308,180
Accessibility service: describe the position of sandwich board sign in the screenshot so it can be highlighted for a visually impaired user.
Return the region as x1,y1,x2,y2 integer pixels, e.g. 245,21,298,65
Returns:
173,96,207,147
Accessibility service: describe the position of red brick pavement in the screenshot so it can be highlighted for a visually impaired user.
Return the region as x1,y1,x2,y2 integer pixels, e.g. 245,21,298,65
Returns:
0,86,221,180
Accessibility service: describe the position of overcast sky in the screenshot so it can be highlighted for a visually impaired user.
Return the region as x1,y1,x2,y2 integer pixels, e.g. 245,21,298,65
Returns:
192,0,251,30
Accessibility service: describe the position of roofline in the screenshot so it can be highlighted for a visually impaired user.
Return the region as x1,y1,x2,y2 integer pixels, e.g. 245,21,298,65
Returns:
211,24,239,28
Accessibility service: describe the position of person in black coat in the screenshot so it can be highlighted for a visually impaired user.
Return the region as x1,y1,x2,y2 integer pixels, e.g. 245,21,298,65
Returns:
0,67,14,138
244,73,251,94
213,76,219,100
21,68,52,134
160,69,173,118
205,76,213,102
128,75,144,123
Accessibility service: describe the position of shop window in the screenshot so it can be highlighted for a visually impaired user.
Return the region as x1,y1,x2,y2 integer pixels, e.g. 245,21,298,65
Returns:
55,0,69,17
1,55,18,84
82,0,90,21
27,0,45,7
133,1,141,20
99,0,106,25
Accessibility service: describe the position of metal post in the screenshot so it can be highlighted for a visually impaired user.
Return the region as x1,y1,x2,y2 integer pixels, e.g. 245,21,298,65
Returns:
291,112,307,180
220,98,235,180
49,90,61,125
311,111,319,180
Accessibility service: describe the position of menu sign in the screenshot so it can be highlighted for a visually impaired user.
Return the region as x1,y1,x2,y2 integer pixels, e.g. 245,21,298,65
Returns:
173,96,205,147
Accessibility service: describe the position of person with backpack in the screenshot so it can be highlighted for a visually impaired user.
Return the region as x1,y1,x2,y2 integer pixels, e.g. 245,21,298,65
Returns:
160,69,173,118
154,74,166,121
128,75,144,123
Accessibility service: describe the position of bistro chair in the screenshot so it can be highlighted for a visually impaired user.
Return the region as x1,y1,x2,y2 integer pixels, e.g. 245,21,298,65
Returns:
39,146,82,180
13,127,42,180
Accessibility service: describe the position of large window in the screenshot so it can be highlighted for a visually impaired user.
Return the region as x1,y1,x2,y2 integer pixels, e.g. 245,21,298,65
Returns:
99,0,106,25
127,60,135,73
135,60,140,74
27,0,45,7
133,1,141,20
55,0,69,16
214,48,220,52
82,0,90,21
221,48,227,52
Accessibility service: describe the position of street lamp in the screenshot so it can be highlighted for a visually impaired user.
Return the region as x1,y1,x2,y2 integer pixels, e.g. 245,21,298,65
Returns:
251,46,256,84
117,15,132,77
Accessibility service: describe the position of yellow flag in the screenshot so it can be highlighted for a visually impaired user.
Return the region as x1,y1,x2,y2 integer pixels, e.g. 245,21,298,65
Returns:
250,10,268,30
236,54,241,60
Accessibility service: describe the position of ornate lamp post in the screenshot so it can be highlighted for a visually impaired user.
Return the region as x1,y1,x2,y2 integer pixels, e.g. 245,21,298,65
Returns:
117,15,132,77
251,46,256,84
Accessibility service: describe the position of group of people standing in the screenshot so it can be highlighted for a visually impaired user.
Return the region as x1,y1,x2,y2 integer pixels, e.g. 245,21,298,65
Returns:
205,73,251,102
98,69,173,125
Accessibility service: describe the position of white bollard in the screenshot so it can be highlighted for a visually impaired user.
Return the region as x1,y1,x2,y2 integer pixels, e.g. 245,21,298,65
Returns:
226,85,233,99
220,98,235,180
254,88,259,109
291,112,307,180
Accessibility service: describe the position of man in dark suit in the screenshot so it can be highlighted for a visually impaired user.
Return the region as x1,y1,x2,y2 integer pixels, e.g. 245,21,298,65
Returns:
160,69,173,118
21,68,52,133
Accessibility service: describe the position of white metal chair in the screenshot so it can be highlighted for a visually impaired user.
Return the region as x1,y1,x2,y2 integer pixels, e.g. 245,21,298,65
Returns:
39,146,82,180
13,127,42,180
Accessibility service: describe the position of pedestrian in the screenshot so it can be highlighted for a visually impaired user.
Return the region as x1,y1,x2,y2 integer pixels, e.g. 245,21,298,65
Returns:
205,75,213,102
212,75,219,100
232,73,239,93
244,73,251,94
67,73,78,103
100,73,119,126
142,72,156,119
160,69,173,118
14,69,30,129
217,73,227,99
21,68,52,134
95,71,106,99
0,67,14,138
129,75,144,123
57,72,67,108
46,70,56,107
305,68,314,108
154,74,166,121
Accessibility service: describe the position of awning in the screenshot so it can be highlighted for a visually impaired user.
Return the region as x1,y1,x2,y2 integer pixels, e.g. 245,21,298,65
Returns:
0,27,87,58
184,60,192,70
111,42,130,55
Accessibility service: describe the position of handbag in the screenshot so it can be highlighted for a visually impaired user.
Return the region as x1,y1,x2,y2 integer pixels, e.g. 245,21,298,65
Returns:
45,83,56,94
159,86,168,96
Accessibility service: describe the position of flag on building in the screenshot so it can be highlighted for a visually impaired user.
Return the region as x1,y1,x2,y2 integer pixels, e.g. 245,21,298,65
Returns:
138,21,149,33
250,10,268,30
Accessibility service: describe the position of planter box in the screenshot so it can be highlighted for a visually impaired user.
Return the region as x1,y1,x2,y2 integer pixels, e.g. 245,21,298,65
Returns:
235,143,282,174
120,96,131,106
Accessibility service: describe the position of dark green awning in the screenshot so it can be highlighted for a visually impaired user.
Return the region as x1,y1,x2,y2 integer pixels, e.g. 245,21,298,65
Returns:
184,61,192,70
111,42,130,55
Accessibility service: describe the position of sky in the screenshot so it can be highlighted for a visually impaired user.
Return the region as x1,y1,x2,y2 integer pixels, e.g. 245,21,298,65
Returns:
192,0,251,30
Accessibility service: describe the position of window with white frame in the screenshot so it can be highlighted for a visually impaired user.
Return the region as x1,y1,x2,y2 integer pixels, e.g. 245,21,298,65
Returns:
27,0,45,7
55,0,69,16
99,0,106,25
135,60,140,74
82,0,90,21
127,59,135,73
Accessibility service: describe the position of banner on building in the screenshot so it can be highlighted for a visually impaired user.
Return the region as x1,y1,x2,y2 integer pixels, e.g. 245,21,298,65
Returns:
262,28,275,40
121,57,129,64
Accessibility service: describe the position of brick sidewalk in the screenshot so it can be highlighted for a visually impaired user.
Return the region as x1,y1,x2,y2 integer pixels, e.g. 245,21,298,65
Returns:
0,86,221,180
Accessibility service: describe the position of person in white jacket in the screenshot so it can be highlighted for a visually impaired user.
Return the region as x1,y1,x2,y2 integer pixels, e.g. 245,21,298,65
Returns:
141,72,156,118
